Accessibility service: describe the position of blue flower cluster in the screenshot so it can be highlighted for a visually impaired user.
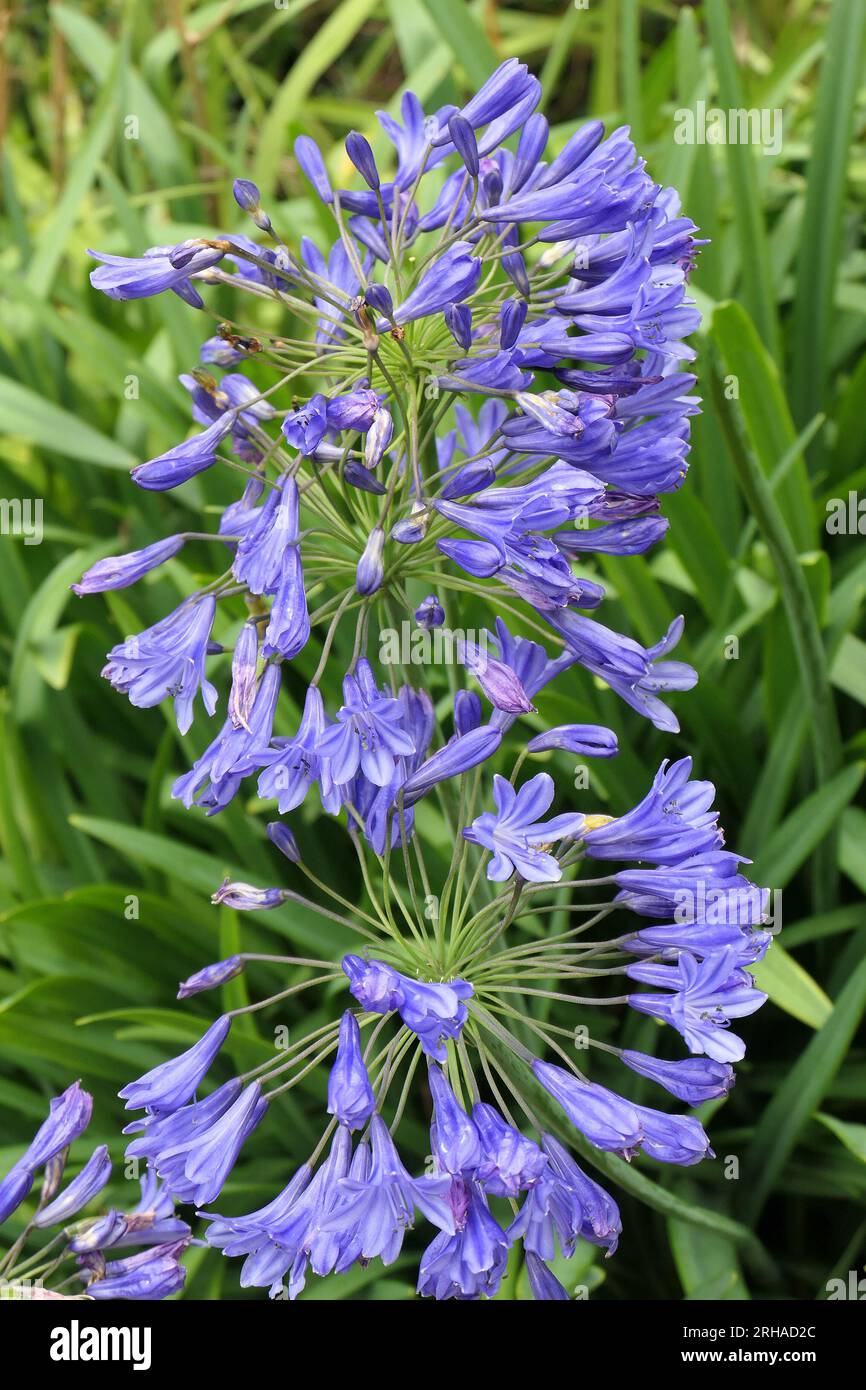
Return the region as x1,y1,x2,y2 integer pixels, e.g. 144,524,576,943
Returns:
78,60,703,823
70,60,775,1301
108,752,769,1301
0,1083,190,1299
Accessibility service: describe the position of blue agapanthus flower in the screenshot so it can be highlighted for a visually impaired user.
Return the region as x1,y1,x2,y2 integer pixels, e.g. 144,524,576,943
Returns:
463,771,585,882
78,56,704,817
109,745,770,1301
0,1084,190,1299
78,59,775,1302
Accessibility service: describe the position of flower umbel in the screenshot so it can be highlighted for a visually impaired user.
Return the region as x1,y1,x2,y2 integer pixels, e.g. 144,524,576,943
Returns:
80,59,774,1303
112,750,769,1301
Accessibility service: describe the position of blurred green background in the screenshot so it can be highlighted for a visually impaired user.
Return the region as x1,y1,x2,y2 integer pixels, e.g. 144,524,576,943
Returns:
1,0,865,1300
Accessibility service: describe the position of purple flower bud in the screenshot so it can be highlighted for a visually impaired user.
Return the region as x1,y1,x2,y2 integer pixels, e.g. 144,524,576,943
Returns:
346,131,380,190
515,390,580,436
21,1082,93,1172
72,534,185,595
364,407,393,468
228,621,259,730
555,516,669,557
327,1011,376,1130
344,460,386,495
169,239,226,271
294,135,334,203
232,178,261,213
177,956,244,1000
402,724,502,806
233,178,270,231
503,244,530,297
537,118,604,188
32,1146,112,1228
620,1050,734,1105
39,1148,69,1206
444,302,473,351
436,537,502,577
200,336,244,366
527,724,619,758
211,879,285,911
69,1210,129,1253
365,283,393,319
512,113,549,192
533,1062,642,1155
428,1066,483,1173
480,165,503,204
439,459,496,499
427,59,536,146
326,387,381,432
448,114,479,176
267,821,301,863
356,526,385,596
119,1017,232,1114
415,594,445,630
453,689,482,736
264,550,309,660
499,297,528,349
84,1239,189,1300
459,640,534,714
632,1103,713,1166
131,412,235,490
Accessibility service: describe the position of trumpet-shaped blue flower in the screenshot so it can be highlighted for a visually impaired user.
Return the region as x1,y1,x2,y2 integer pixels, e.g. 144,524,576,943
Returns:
327,1012,375,1131
428,1066,483,1175
533,1063,642,1156
417,1177,510,1301
464,772,584,882
88,239,227,302
585,757,721,863
153,1082,267,1205
327,1116,454,1264
119,1016,232,1114
627,947,767,1062
472,1103,548,1197
316,659,415,787
73,535,186,595
103,596,217,735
